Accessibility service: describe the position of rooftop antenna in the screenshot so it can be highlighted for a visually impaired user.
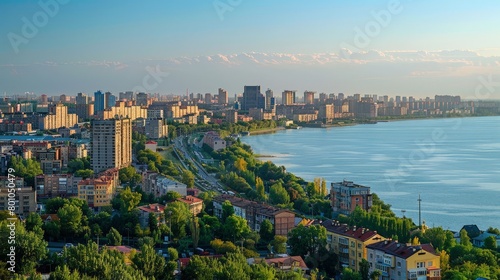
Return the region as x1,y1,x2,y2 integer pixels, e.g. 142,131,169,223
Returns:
418,194,422,229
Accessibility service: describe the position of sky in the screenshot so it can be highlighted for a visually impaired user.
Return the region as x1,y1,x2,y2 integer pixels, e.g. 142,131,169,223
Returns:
1,0,500,99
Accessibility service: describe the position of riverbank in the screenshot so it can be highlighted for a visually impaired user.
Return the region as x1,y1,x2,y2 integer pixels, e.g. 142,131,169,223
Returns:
246,126,285,135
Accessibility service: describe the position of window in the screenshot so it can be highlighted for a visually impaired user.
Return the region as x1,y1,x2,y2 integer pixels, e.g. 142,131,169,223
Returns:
428,261,433,267
369,253,373,259
397,261,401,268
416,262,425,268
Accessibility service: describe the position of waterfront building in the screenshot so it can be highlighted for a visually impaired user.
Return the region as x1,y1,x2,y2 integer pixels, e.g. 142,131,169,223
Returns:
330,180,372,215
319,219,384,271
282,90,296,105
242,86,265,111
304,91,315,104
367,240,441,280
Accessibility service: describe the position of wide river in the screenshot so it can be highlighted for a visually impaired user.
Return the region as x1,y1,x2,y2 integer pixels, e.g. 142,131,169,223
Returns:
242,116,500,231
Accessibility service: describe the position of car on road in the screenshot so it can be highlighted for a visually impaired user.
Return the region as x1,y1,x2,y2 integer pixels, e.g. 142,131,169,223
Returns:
64,243,75,248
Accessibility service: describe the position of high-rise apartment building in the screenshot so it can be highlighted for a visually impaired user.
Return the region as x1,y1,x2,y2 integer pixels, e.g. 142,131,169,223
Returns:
265,89,274,110
241,86,265,110
94,90,105,114
282,90,296,105
218,88,228,105
91,118,132,173
39,103,78,130
105,92,116,109
304,91,315,104
136,92,148,106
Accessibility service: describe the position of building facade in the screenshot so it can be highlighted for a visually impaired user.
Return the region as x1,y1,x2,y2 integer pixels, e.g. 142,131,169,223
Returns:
367,240,441,280
330,180,372,215
91,118,132,173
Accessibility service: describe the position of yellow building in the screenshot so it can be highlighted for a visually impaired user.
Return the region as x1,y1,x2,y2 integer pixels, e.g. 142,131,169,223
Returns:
39,103,78,130
99,101,147,121
321,219,384,271
77,177,115,208
367,240,441,280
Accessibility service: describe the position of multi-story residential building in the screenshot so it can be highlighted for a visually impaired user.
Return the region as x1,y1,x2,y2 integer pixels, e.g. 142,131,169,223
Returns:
94,90,105,114
77,176,116,208
35,174,82,198
367,240,441,280
303,91,315,104
242,86,265,111
136,92,149,106
177,195,203,215
91,118,132,173
319,219,384,271
225,110,238,123
134,118,168,139
38,103,78,130
98,101,147,121
318,104,334,121
40,160,62,174
265,89,274,110
0,121,32,133
213,194,295,236
202,131,226,151
330,180,372,215
0,177,37,218
142,172,187,198
282,90,296,105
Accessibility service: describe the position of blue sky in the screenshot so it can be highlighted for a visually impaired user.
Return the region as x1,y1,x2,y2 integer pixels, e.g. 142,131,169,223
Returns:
1,0,500,98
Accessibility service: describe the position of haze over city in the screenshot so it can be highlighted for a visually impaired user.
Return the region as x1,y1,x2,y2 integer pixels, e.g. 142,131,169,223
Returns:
2,0,500,98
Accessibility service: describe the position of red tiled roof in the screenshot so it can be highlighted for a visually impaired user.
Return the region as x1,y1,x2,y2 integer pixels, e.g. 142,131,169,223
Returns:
367,240,438,259
177,195,203,205
317,219,380,242
137,203,165,213
264,256,308,270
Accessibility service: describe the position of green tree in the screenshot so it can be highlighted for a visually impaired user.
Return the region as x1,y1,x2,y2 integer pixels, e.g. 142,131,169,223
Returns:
259,219,274,243
223,215,251,241
459,229,472,248
0,221,48,275
117,187,142,212
165,201,190,240
359,259,370,280
75,169,94,179
8,156,43,186
483,235,497,250
106,227,122,246
49,265,83,280
58,204,83,237
119,166,142,186
25,212,43,232
271,235,287,254
181,170,195,188
190,216,200,249
222,200,234,222
255,177,266,201
45,197,68,214
132,244,169,280
269,182,290,205
288,225,327,257
167,247,179,261
160,191,182,203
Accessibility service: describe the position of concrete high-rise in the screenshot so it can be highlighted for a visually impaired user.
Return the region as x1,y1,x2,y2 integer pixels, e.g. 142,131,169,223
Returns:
282,90,296,105
94,90,105,114
241,86,265,110
304,91,315,104
105,92,116,109
91,118,132,173
265,89,273,110
218,88,228,105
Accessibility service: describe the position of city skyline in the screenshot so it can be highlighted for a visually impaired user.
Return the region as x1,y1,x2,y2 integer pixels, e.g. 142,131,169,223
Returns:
2,0,500,98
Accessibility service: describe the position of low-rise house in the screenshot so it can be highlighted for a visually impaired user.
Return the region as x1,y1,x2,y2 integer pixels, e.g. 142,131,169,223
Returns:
263,256,308,272
142,172,187,198
367,240,441,280
137,203,166,227
472,232,500,248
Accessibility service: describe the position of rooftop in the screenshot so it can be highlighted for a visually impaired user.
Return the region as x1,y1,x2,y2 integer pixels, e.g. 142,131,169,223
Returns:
367,240,438,259
317,219,380,242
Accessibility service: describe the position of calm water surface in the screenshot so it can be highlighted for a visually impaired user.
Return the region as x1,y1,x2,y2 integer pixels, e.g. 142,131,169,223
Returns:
243,116,500,231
